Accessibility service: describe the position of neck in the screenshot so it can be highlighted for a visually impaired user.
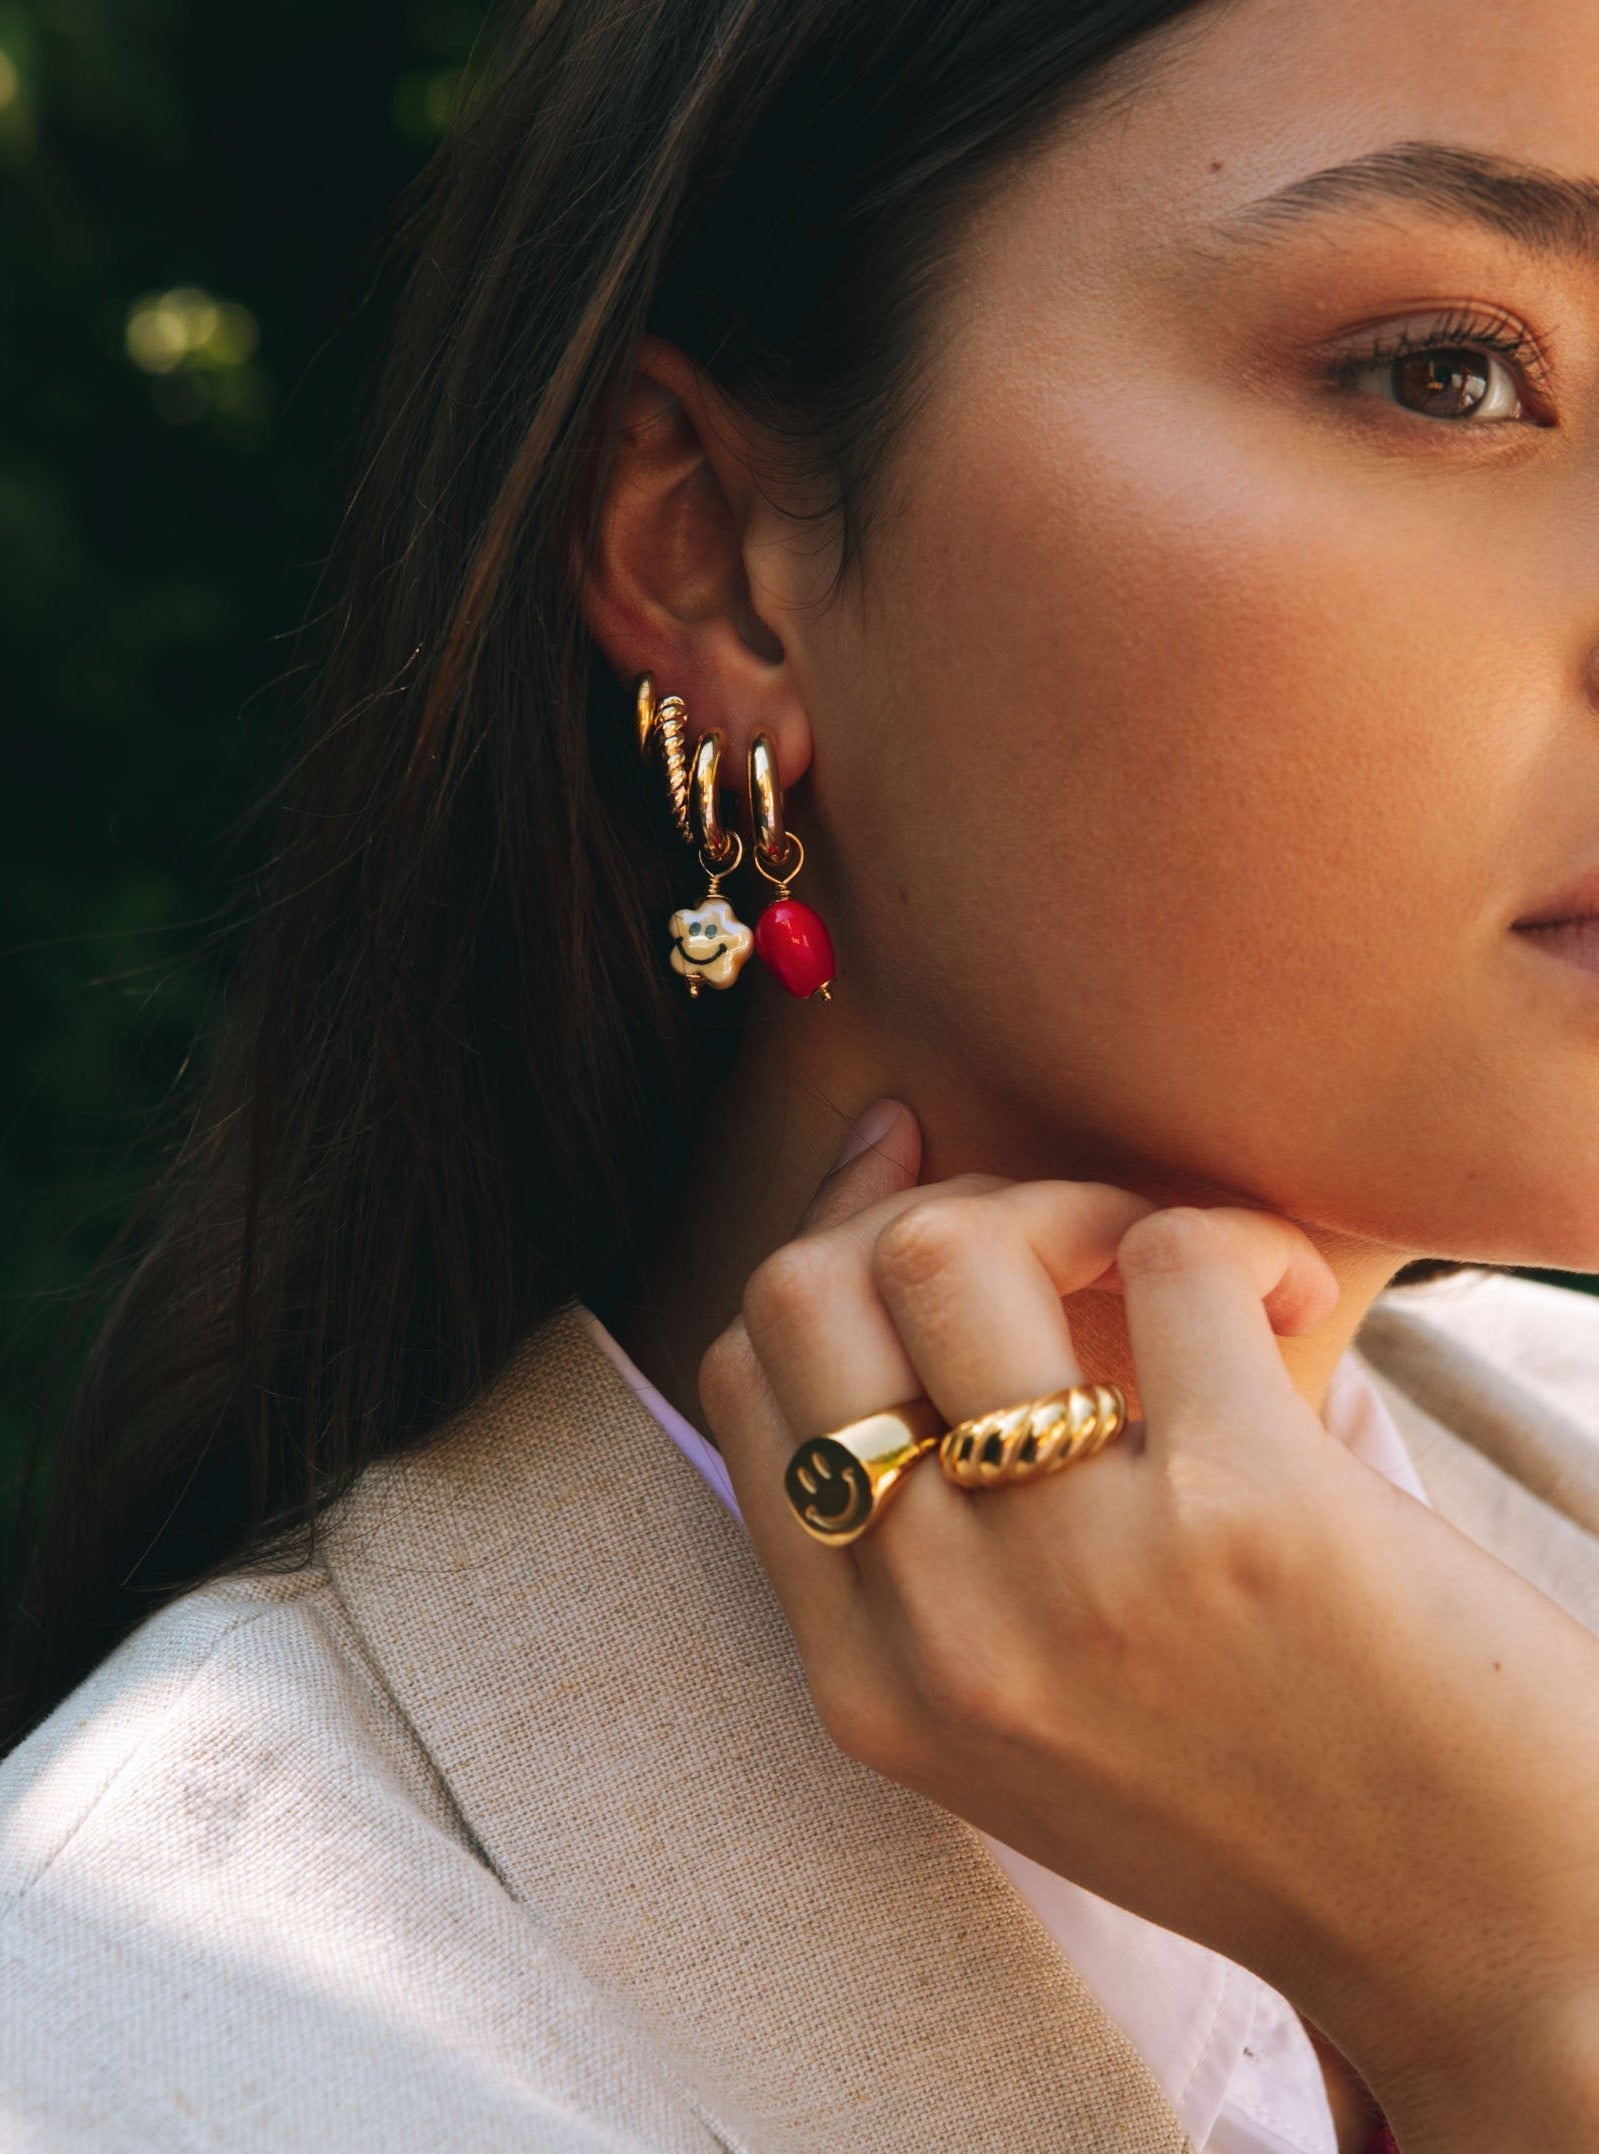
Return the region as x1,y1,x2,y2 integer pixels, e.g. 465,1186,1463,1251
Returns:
600,993,1415,1445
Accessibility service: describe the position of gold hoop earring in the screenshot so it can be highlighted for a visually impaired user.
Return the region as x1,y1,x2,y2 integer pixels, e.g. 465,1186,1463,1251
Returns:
635,672,693,846
635,675,755,998
690,729,739,872
746,731,835,1001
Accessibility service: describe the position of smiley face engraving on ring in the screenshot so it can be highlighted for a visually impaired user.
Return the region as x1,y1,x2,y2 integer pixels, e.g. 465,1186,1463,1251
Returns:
783,1437,873,1540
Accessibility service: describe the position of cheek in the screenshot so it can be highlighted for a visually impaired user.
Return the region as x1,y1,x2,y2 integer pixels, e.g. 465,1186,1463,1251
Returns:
822,371,1552,1208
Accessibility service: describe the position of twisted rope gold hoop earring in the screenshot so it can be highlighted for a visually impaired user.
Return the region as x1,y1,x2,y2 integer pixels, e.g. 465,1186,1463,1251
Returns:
636,672,693,846
635,674,755,997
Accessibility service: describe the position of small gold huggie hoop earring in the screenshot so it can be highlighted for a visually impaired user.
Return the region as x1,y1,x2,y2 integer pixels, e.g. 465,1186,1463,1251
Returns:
745,731,836,1001
747,733,794,878
690,730,740,874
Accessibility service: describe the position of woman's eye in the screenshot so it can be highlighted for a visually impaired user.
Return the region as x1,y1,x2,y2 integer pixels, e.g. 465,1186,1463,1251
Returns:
1340,343,1527,424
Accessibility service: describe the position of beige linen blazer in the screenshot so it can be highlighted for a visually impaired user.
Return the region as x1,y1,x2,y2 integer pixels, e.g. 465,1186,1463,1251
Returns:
3,1269,1597,2154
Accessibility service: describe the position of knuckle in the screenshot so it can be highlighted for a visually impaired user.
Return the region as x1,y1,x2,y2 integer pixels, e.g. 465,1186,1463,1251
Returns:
1078,1178,1144,1207
910,1638,1022,1741
1156,1450,1286,1600
1116,1205,1225,1282
941,1171,1011,1200
892,1576,1062,1748
1061,1565,1143,1673
741,1235,838,1346
1157,1447,1233,1545
905,1619,1106,1772
871,1198,971,1296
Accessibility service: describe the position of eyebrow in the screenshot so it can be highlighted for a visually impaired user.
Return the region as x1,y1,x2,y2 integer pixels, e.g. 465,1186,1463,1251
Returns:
1210,140,1599,266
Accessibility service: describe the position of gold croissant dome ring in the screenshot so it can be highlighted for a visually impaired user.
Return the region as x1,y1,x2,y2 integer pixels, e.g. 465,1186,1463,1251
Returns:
938,1383,1128,1487
783,1383,1129,1545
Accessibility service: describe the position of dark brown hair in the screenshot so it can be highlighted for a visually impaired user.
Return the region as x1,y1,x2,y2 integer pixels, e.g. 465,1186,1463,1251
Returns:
3,0,1465,1749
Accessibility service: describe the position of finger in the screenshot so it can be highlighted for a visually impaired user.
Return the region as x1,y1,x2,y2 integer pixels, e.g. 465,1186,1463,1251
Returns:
743,1171,1011,1439
732,1097,929,1444
698,1313,866,1624
733,1094,924,1445
1115,1206,1340,1456
798,1097,923,1236
852,1180,1159,1601
1086,1205,1337,1338
731,1159,1012,1587
869,1180,1158,1421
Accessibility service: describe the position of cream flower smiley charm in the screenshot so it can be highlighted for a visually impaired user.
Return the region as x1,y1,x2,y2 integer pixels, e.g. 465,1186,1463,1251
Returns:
635,693,757,998
668,895,754,995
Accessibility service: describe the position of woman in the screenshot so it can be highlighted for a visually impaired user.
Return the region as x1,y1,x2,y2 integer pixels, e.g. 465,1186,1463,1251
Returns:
5,0,1599,2146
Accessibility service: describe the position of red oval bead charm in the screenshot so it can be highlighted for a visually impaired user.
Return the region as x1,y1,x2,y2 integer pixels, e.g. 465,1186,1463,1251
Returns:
754,897,835,998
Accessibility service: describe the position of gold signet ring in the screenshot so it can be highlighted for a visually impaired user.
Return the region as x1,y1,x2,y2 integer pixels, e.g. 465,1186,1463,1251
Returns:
939,1383,1128,1488
784,1398,947,1545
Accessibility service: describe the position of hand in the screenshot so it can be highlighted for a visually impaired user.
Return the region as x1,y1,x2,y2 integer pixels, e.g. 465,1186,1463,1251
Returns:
698,1099,1599,2151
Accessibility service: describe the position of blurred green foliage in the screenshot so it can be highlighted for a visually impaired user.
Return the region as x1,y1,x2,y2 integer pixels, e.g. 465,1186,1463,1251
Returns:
1,0,1594,1536
0,0,490,1494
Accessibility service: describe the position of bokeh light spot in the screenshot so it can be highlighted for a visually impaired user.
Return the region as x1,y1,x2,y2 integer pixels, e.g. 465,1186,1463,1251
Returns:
390,65,463,144
125,289,259,377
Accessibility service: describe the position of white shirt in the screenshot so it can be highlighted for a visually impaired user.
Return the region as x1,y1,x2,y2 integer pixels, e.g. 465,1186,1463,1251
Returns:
578,1307,1431,2154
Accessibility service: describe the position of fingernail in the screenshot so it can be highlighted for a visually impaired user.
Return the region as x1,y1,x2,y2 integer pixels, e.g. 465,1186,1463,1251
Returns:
834,1097,899,1169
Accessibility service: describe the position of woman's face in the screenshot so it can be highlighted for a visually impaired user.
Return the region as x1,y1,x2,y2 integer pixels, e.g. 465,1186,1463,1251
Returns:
771,0,1599,1272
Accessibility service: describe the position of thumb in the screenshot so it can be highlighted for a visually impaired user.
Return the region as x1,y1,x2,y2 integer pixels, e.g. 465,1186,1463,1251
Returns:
798,1097,922,1235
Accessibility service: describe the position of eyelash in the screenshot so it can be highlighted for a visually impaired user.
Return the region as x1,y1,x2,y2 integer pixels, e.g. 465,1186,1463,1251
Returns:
1326,307,1554,426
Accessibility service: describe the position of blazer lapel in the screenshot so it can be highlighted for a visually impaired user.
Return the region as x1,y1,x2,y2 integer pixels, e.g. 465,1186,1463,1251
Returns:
324,1302,1191,2154
1353,1294,1599,1637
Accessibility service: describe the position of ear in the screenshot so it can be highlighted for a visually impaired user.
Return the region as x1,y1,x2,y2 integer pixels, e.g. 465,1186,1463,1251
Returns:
578,334,813,790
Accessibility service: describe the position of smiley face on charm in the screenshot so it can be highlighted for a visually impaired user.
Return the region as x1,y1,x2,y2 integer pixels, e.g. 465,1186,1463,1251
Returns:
668,896,754,991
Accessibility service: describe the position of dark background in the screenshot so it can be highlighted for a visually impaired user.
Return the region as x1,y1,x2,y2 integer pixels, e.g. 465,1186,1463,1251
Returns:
1,0,490,1499
1,1,1593,1523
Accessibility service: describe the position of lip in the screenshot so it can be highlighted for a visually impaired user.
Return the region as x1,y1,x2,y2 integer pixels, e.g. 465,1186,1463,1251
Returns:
1514,862,1599,929
1513,913,1599,984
